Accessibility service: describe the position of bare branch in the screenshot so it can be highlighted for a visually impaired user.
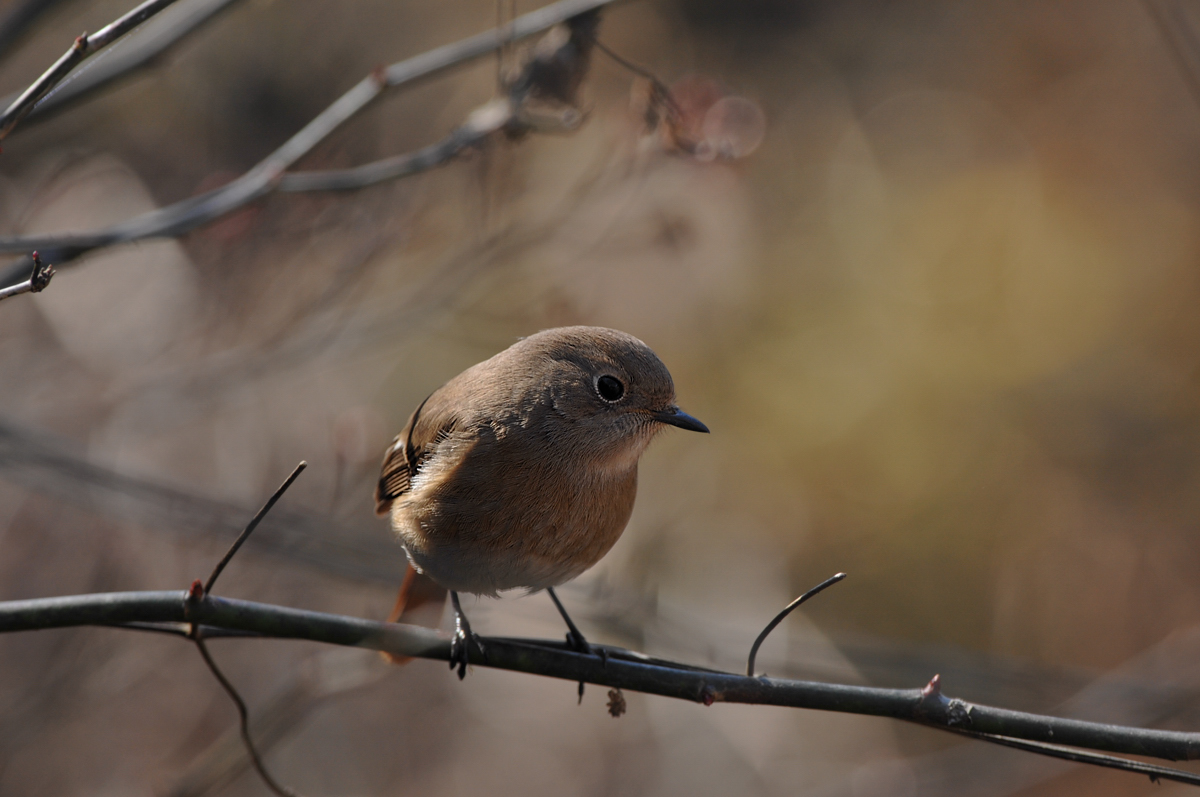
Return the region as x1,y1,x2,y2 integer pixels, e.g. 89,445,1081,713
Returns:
0,250,52,302
275,115,500,194
6,588,1200,780
0,0,245,128
0,0,183,141
0,0,617,289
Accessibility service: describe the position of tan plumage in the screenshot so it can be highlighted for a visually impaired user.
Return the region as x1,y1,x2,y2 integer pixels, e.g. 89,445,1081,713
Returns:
376,326,707,600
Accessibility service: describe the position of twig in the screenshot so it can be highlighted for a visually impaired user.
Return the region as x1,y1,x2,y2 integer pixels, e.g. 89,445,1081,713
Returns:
189,462,308,797
0,0,183,141
275,107,506,193
6,590,1200,774
0,0,245,129
946,725,1200,787
167,648,388,797
191,633,302,797
0,250,52,302
204,461,306,595
747,572,845,676
593,38,660,84
0,0,619,288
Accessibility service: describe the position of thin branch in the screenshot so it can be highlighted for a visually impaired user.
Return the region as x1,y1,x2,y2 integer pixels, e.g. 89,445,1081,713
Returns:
274,122,492,194
0,0,245,129
0,0,183,141
747,572,845,676
0,250,52,301
5,590,1200,772
191,633,302,797
0,0,618,288
593,38,660,84
204,461,306,595
112,621,262,639
946,726,1200,787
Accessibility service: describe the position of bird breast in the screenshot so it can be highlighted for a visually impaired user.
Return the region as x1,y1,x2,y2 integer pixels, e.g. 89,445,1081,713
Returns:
391,420,640,595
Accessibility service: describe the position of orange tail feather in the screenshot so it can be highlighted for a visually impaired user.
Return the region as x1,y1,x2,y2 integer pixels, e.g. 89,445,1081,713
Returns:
382,562,448,665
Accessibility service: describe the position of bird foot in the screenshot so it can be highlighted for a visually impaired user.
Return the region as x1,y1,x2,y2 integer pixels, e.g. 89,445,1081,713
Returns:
449,592,485,679
565,626,592,656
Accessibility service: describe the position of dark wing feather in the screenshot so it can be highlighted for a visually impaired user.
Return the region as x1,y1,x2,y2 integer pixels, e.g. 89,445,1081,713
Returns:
374,391,459,516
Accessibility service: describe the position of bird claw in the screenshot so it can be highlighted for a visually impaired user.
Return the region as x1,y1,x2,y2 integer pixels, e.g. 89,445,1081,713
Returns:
449,592,485,679
449,626,486,680
565,627,592,656
565,627,600,703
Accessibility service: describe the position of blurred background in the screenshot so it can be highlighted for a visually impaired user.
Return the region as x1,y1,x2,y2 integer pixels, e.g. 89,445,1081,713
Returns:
2,0,1200,794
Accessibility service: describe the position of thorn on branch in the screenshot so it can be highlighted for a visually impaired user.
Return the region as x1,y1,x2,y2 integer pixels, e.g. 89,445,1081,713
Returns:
746,572,846,677
921,673,943,700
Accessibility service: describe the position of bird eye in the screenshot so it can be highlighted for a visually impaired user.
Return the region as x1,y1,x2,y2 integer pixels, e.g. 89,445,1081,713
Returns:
596,375,625,402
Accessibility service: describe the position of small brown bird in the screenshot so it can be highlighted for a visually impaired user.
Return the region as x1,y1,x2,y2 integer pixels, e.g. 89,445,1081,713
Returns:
375,326,708,677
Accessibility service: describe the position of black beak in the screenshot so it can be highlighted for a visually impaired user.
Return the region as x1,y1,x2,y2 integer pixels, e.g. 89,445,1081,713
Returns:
653,407,710,433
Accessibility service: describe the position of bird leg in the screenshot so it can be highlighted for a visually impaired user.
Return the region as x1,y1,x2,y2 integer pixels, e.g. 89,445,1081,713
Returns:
547,586,603,703
548,586,599,655
449,591,485,679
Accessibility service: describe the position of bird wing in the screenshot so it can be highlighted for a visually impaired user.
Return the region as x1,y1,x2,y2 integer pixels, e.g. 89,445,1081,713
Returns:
374,391,461,516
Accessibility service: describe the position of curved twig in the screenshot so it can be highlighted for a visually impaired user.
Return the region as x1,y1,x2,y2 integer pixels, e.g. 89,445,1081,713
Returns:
747,572,845,677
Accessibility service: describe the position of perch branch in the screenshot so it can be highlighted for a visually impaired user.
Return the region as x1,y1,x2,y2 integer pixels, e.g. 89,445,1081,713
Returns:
5,589,1200,786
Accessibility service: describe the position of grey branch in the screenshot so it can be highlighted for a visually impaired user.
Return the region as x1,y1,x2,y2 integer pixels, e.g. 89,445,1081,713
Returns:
0,0,245,128
0,0,183,141
4,588,1200,786
0,0,616,289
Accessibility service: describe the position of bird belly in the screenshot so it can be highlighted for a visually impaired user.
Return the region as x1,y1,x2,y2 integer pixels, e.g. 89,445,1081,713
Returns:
391,467,636,596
